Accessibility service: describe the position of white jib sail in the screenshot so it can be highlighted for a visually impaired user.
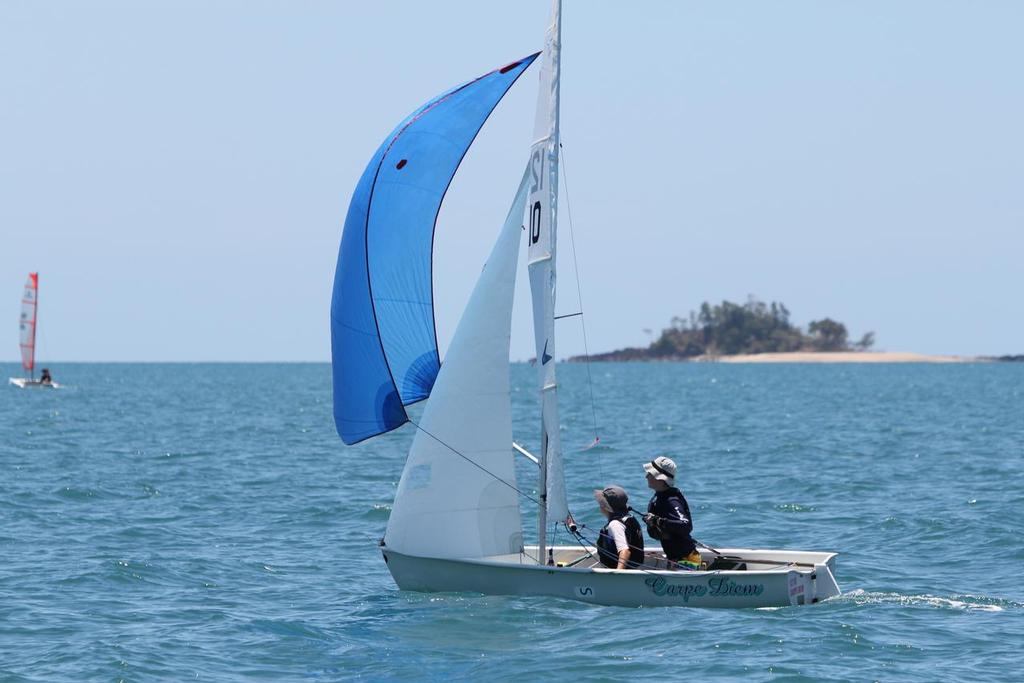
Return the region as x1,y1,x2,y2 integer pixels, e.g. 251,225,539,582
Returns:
528,0,569,523
19,273,38,374
384,166,531,560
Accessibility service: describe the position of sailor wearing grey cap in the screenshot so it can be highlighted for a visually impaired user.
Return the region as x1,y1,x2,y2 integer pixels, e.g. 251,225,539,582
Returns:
594,485,645,570
643,456,700,570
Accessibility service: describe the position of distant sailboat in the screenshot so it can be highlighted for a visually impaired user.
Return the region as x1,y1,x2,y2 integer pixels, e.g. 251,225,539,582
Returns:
330,1,840,607
9,272,58,389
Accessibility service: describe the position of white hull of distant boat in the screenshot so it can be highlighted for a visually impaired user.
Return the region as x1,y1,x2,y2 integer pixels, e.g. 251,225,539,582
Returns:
9,378,60,389
383,545,840,608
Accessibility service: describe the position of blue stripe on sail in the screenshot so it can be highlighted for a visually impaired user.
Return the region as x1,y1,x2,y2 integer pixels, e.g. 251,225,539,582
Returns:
331,53,538,445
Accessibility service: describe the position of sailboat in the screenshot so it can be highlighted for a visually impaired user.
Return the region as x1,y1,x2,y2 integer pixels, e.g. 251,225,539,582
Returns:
330,1,840,608
9,272,58,389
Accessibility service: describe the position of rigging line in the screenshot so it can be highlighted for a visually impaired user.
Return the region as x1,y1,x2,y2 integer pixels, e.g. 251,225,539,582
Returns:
566,523,730,577
406,419,542,508
565,524,667,576
566,523,597,558
695,538,723,556
559,143,602,460
624,510,724,560
409,419,573,550
35,315,51,369
554,312,582,320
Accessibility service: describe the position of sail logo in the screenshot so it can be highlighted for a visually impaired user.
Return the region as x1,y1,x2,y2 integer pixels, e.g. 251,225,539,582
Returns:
645,576,764,601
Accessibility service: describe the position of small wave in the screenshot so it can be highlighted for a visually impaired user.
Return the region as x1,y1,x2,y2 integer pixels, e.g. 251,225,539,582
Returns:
774,503,816,513
358,504,391,521
880,515,904,529
158,450,211,460
839,589,1020,611
139,483,160,498
111,559,157,585
53,486,117,502
247,618,331,641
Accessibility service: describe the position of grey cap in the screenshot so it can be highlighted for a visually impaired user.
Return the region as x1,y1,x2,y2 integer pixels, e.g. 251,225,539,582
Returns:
593,485,629,513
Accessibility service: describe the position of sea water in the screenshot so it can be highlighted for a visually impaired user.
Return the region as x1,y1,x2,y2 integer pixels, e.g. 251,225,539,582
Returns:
1,362,1021,680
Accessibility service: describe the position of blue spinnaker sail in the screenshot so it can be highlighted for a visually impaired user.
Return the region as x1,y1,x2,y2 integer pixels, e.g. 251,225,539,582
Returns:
331,53,538,445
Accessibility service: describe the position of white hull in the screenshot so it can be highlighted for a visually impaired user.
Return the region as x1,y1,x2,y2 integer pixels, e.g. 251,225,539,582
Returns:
382,544,840,608
9,378,60,389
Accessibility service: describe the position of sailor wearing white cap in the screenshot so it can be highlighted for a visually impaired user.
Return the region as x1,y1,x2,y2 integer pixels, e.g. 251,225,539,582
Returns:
642,456,700,570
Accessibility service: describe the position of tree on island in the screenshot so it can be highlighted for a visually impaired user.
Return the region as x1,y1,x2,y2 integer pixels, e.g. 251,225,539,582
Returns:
579,296,874,361
853,331,875,351
807,318,848,351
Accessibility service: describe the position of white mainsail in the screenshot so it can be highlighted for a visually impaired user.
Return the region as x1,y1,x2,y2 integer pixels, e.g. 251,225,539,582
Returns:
384,167,531,560
528,0,569,538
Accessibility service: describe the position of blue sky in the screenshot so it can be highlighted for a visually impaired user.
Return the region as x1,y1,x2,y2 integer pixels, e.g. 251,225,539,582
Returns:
2,1,1021,361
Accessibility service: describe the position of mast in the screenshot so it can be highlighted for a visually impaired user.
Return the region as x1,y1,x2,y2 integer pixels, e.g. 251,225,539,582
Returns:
529,0,568,564
31,274,37,381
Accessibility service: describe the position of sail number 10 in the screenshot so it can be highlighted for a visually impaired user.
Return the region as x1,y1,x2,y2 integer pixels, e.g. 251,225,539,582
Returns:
529,201,541,245
529,148,544,246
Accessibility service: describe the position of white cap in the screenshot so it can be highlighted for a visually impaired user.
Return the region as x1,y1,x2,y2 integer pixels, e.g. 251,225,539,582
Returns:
643,456,676,482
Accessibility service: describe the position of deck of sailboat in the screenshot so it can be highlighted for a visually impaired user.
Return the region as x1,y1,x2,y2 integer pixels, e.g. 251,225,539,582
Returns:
530,545,836,571
450,545,837,575
382,544,840,608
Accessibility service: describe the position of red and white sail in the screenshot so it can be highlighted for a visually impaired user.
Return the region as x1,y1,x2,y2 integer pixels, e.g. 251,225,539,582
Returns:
19,273,39,374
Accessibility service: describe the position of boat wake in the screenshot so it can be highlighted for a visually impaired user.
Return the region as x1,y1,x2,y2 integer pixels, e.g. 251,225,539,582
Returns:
838,589,1021,612
361,504,391,521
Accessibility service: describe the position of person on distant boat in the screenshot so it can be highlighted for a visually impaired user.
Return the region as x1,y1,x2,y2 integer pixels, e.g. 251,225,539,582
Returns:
594,485,644,570
642,456,701,570
39,368,52,385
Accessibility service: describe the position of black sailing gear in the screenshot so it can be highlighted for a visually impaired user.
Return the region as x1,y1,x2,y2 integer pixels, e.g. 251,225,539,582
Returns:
645,486,696,561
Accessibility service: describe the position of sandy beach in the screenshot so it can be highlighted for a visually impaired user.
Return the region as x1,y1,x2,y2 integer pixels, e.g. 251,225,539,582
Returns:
698,351,979,363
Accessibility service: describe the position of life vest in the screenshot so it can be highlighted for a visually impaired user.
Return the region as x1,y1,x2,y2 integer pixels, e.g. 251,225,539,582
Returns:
596,514,645,568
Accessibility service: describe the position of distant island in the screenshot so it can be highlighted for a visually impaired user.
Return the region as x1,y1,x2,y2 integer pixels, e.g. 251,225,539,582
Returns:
568,297,1016,363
